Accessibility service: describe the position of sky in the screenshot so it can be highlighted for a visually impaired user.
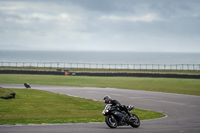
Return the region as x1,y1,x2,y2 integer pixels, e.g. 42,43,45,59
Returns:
0,0,200,52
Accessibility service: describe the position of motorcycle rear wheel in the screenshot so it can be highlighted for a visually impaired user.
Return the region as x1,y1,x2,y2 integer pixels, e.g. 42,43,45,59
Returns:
130,114,140,128
105,115,118,128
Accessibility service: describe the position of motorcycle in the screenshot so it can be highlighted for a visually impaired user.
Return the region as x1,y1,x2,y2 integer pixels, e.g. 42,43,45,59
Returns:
102,104,140,128
24,83,31,89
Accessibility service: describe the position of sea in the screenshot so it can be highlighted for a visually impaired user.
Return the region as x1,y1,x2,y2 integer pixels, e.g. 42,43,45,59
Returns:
0,50,200,70
0,50,199,64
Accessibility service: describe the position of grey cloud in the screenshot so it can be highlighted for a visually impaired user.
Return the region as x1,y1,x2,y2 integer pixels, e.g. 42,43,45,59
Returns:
0,0,200,52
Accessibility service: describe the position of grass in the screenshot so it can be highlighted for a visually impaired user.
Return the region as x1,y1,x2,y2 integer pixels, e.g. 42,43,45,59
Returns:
0,73,198,124
0,89,164,124
0,87,15,98
0,74,200,96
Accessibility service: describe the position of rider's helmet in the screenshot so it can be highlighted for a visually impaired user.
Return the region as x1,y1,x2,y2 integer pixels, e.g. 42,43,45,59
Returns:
103,95,111,104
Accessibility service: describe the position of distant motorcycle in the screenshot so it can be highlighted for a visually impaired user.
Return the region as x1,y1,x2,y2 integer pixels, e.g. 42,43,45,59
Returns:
102,104,140,128
24,83,31,89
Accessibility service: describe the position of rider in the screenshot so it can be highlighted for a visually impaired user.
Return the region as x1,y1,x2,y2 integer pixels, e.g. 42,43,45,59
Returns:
103,95,132,117
24,83,30,88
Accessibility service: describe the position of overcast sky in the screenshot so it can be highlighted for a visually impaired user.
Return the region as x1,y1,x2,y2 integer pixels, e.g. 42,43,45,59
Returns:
0,0,200,52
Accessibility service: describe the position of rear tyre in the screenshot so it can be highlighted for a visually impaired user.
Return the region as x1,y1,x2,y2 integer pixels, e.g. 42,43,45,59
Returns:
105,115,118,128
130,114,140,128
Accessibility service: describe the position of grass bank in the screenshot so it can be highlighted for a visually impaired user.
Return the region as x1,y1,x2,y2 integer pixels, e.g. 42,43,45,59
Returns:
0,87,12,97
0,89,164,124
0,74,200,96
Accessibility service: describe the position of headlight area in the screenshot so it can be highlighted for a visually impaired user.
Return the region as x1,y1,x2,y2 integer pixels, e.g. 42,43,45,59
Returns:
102,109,109,115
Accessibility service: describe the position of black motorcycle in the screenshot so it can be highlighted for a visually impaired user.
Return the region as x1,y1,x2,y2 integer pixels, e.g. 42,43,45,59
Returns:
24,83,31,89
102,104,140,128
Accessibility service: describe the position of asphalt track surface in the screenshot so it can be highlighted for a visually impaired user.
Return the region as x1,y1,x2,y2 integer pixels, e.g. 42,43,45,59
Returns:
0,84,200,133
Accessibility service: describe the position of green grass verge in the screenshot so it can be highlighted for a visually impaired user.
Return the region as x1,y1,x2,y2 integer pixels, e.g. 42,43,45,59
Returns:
0,74,200,96
0,89,164,124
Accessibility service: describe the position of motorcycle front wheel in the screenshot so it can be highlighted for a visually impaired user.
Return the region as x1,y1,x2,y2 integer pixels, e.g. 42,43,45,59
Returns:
105,115,118,128
130,114,140,128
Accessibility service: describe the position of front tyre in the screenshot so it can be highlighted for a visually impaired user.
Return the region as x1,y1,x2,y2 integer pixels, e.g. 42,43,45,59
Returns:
105,115,118,128
130,114,140,128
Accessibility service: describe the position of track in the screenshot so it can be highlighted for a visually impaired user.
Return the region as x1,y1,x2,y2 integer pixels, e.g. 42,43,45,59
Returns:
0,84,200,133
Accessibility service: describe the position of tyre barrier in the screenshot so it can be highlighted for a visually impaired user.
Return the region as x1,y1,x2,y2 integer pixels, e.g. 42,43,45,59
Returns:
73,72,200,79
0,70,64,75
0,70,200,79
